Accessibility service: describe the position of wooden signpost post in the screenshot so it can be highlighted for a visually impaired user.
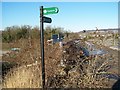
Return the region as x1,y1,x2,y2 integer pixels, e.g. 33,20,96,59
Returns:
40,6,59,88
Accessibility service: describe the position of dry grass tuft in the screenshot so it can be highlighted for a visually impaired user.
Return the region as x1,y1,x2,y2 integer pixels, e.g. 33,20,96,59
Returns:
2,39,62,88
3,63,42,88
2,37,118,88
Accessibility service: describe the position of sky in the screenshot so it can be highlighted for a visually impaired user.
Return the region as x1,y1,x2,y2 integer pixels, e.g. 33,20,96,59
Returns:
0,2,2,30
1,1,118,32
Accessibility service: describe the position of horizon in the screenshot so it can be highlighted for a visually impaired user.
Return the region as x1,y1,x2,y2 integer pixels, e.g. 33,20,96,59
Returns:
1,2,118,32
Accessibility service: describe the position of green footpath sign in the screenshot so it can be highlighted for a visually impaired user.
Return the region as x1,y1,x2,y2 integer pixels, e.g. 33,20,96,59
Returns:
43,7,59,15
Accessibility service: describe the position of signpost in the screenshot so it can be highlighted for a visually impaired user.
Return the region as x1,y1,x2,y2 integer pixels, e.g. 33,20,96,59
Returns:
43,16,52,23
40,6,59,88
40,6,45,88
43,7,59,15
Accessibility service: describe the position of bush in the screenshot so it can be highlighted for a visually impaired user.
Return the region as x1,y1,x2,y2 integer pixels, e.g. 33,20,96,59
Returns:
2,25,31,43
2,25,66,43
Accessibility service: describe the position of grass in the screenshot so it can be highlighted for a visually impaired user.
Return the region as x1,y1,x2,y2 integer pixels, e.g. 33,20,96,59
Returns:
2,35,119,88
2,39,62,88
2,43,11,51
3,63,42,88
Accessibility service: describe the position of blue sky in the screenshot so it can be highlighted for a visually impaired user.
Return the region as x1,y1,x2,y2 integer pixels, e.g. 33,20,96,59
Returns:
0,2,2,30
1,2,118,32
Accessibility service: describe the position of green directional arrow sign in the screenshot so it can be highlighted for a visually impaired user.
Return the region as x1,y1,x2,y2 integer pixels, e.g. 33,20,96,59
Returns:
43,7,59,15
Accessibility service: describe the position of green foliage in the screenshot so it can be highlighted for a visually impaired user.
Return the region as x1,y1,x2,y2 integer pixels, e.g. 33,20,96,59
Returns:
44,26,65,40
2,25,66,43
2,25,31,43
30,26,40,39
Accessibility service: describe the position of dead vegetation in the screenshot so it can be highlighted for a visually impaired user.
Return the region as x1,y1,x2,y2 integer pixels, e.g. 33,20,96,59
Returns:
3,63,42,88
2,38,62,88
46,39,118,88
1,25,119,89
2,38,119,88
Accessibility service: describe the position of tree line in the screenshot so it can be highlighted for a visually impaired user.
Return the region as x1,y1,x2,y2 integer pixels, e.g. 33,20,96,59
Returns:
2,25,70,43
